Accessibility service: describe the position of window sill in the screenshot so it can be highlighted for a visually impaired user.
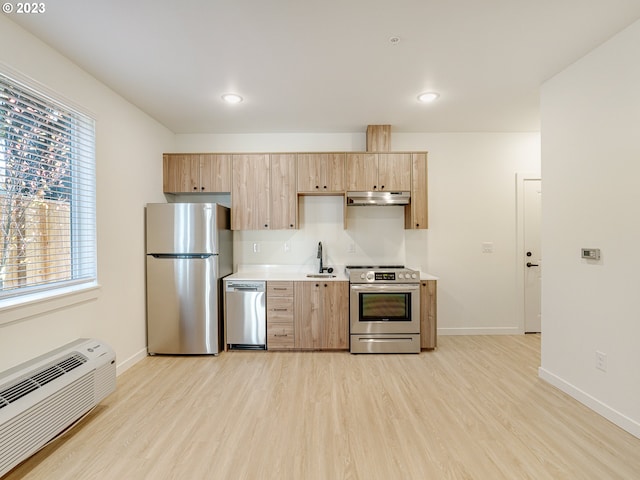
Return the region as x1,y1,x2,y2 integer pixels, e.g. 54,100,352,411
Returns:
0,283,101,327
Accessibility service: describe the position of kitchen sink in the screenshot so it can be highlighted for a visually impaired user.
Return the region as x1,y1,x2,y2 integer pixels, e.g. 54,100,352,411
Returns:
306,274,337,278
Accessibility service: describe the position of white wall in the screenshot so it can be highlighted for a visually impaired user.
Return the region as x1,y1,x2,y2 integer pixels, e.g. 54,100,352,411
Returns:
540,20,640,437
0,17,174,373
174,132,540,334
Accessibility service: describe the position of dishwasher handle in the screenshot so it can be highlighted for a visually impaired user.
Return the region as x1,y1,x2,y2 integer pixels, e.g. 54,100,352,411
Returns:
226,281,266,293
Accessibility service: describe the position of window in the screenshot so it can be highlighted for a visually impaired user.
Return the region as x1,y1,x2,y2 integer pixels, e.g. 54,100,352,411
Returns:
0,71,96,302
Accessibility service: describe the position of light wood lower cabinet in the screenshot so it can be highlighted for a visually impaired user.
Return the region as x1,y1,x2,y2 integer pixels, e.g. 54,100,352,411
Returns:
420,280,437,349
294,281,349,350
266,281,295,350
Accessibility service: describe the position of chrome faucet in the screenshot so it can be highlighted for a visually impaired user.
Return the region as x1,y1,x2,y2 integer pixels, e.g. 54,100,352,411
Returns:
317,242,323,273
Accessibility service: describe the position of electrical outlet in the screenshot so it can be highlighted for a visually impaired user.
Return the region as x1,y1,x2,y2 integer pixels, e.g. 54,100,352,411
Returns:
482,242,494,253
284,241,291,253
595,351,607,372
252,242,260,253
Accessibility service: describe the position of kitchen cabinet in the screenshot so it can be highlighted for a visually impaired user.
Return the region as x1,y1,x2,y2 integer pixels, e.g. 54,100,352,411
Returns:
420,280,437,349
231,154,297,230
297,153,345,193
294,281,349,350
404,153,428,229
266,281,295,350
163,153,231,193
345,153,411,192
231,154,270,230
270,154,297,229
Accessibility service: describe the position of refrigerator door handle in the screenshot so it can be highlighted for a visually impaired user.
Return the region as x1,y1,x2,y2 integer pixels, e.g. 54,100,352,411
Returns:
150,254,212,259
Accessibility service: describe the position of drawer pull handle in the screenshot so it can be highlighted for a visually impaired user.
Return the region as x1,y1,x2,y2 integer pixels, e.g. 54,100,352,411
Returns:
274,334,289,337
272,308,289,311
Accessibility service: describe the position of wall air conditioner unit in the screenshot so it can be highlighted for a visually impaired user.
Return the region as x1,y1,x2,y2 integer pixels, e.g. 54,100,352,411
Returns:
0,338,116,477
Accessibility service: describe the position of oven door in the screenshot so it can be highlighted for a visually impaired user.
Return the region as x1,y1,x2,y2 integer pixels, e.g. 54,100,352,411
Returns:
350,283,420,335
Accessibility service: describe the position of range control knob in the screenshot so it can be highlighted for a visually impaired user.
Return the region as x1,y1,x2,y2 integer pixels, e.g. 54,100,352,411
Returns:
411,273,418,279
360,273,366,279
366,272,374,281
398,273,404,279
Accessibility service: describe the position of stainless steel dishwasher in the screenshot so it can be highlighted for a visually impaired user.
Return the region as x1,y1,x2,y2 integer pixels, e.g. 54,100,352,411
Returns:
225,280,267,350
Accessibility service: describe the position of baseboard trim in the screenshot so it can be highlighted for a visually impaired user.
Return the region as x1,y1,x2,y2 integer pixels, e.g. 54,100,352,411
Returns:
438,327,522,336
116,347,147,376
538,367,640,439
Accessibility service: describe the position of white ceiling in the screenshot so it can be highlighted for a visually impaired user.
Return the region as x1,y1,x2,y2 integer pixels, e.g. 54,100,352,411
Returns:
9,0,640,134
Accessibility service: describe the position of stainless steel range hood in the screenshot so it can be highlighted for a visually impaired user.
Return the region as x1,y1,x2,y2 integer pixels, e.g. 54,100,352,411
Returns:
346,191,410,206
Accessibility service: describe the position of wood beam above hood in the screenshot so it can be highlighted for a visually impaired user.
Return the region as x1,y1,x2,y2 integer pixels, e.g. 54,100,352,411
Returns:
366,125,391,152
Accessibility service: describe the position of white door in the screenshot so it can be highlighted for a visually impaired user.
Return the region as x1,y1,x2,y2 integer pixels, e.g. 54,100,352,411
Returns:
524,179,542,333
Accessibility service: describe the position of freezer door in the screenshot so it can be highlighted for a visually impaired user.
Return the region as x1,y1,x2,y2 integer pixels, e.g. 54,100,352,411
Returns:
146,203,228,254
146,254,222,354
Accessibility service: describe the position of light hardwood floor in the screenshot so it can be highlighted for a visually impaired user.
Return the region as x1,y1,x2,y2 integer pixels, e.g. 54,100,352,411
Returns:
5,335,640,479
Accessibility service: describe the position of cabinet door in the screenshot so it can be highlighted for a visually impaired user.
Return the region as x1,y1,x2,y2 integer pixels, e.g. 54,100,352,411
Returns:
270,154,297,229
346,153,378,191
405,153,428,229
378,153,411,191
231,154,270,230
163,154,199,193
297,153,324,193
324,153,345,192
321,282,349,349
420,280,437,349
200,154,231,192
294,282,322,349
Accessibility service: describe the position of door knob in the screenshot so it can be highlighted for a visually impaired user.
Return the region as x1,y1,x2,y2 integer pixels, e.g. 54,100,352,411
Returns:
526,262,539,267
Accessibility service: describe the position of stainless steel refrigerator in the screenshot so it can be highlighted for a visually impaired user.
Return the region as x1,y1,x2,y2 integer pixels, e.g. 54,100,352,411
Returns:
145,203,232,355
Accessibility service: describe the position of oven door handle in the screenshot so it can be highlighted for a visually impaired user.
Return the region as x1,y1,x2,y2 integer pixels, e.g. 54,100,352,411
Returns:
350,284,420,292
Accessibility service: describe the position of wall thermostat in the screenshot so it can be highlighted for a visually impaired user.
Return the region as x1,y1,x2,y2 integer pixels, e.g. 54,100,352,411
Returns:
581,248,601,260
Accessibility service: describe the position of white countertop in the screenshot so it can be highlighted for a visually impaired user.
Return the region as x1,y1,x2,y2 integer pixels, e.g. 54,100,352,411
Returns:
225,265,438,282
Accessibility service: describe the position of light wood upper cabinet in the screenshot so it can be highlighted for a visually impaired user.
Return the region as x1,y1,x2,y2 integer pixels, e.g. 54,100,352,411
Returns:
404,153,428,229
200,154,231,192
231,154,297,230
231,154,270,230
163,154,197,193
345,153,377,191
297,153,345,193
163,154,231,193
294,281,349,350
270,154,297,230
346,153,411,191
378,153,411,191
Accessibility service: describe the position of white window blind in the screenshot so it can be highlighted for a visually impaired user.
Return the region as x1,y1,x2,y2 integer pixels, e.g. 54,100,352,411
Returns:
0,71,96,300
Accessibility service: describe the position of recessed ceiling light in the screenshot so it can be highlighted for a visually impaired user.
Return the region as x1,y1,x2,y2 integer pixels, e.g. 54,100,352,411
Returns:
389,36,401,44
417,92,440,103
221,93,243,104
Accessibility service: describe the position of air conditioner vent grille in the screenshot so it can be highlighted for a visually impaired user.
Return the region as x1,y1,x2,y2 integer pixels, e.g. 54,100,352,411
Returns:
0,353,87,410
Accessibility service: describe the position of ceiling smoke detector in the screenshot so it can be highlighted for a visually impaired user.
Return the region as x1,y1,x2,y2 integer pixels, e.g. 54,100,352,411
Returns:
389,36,401,45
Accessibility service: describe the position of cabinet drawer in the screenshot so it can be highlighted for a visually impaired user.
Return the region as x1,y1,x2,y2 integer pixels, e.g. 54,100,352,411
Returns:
267,281,294,297
267,296,294,322
267,323,295,350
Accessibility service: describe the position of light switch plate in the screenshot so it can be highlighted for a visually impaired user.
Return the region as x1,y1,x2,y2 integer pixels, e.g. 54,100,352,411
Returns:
482,242,494,253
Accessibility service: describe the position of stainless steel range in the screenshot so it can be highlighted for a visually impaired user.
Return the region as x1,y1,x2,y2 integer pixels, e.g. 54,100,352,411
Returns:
347,265,421,354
